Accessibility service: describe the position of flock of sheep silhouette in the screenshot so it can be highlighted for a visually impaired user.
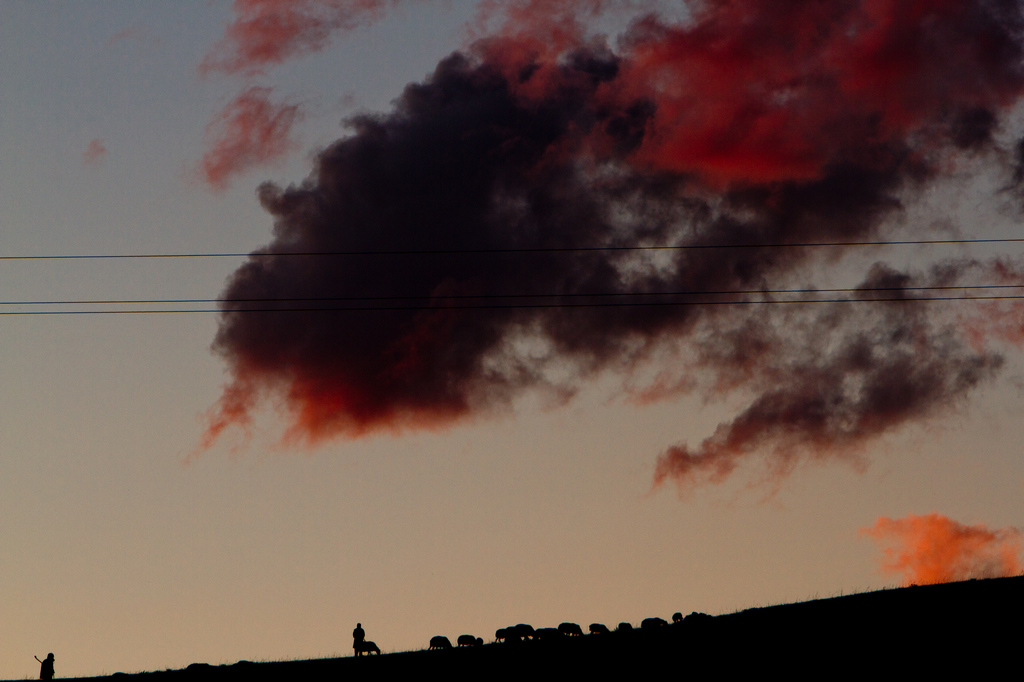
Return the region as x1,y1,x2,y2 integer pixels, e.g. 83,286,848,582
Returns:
354,611,708,656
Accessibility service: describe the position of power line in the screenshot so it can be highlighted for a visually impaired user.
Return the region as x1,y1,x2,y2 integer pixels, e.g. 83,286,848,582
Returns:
3,293,1024,315
1,283,1023,307
2,237,1024,260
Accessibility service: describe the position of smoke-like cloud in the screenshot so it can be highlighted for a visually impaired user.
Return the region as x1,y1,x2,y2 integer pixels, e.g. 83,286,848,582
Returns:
201,0,407,76
82,138,107,166
654,259,1024,487
198,87,301,192
201,1,1024,486
862,513,1024,584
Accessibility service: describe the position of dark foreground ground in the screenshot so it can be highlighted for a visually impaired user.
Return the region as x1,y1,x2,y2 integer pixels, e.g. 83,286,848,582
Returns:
52,576,1024,680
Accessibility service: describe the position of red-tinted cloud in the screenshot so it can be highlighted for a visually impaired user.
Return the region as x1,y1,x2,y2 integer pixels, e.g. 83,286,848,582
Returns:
198,87,301,191
197,1,404,187
471,0,630,54
200,1,1024,480
862,513,1024,585
82,138,107,165
619,0,1024,185
201,0,406,76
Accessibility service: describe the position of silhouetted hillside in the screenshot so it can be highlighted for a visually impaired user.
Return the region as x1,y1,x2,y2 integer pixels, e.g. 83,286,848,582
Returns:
41,576,1024,681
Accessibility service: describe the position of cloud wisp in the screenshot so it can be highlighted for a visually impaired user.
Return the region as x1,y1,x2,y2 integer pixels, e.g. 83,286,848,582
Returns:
197,1,413,190
198,87,301,192
200,0,408,76
82,138,108,166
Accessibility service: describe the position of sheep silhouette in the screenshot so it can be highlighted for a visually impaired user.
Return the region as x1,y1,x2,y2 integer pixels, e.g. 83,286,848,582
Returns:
672,612,683,623
497,623,535,643
558,622,584,636
589,623,609,634
616,622,633,632
535,627,563,641
512,624,535,640
429,635,453,650
457,635,483,647
354,640,380,656
641,617,668,629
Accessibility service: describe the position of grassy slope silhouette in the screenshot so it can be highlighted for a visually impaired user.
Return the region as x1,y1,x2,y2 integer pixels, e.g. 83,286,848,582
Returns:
50,576,1023,680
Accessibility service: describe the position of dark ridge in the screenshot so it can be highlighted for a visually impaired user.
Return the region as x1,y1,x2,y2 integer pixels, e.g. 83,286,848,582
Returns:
34,576,1023,681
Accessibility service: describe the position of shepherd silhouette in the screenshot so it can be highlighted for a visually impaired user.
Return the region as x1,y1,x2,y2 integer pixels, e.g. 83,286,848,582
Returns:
353,623,365,655
34,653,54,680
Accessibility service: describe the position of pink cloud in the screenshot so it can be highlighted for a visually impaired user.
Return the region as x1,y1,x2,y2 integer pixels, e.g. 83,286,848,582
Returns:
82,138,107,165
200,0,405,76
198,87,302,191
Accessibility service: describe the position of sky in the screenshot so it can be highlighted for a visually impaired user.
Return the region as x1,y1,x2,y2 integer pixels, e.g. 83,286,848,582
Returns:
2,0,1024,678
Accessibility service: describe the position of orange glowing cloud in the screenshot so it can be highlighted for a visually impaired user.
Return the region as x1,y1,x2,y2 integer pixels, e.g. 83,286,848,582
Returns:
862,513,1024,585
198,87,301,191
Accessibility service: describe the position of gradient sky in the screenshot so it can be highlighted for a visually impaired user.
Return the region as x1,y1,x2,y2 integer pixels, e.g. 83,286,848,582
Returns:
2,1,1024,678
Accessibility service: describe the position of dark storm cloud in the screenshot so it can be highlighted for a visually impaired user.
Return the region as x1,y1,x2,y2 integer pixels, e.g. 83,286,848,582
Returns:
202,0,1024,488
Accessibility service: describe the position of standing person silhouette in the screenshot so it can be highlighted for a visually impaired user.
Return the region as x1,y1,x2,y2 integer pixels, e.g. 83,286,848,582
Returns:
352,623,365,655
34,653,54,680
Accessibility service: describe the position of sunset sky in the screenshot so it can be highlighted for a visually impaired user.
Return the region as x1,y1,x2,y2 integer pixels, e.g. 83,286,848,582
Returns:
3,1,1024,678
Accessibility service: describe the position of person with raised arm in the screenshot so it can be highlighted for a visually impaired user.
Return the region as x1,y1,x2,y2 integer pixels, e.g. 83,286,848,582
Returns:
34,653,55,680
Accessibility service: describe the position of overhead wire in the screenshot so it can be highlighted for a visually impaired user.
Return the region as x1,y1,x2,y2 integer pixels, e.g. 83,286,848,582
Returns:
3,297,1024,315
2,288,1024,315
1,236,1024,260
3,236,1023,314
2,283,1024,307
